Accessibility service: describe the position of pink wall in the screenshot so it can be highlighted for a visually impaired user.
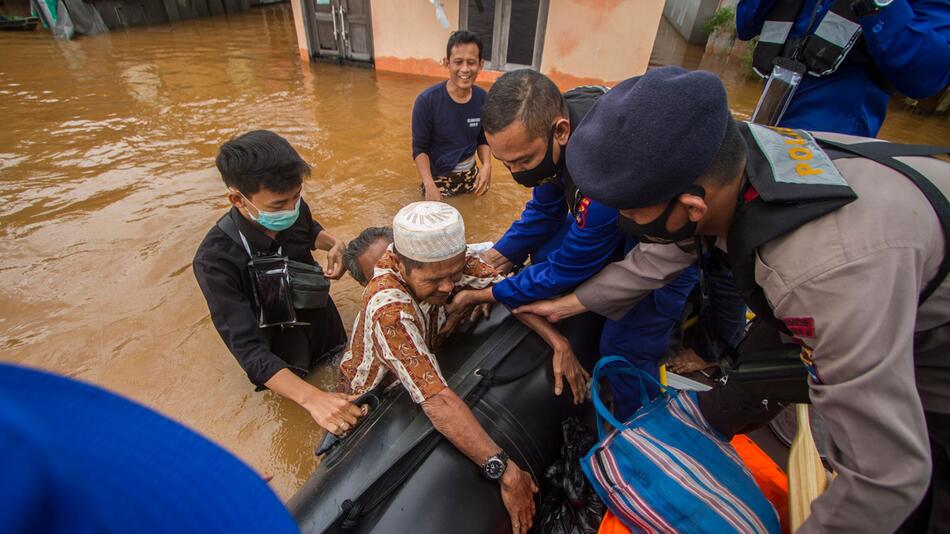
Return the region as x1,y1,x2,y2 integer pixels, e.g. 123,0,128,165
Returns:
540,0,665,88
369,0,493,81
297,0,666,90
290,0,309,61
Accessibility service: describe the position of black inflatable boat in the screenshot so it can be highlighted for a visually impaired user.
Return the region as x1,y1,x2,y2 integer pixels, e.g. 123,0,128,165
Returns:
288,306,604,533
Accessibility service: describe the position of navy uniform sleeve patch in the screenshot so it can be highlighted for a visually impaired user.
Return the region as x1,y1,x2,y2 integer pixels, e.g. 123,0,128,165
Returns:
574,196,591,228
799,347,823,385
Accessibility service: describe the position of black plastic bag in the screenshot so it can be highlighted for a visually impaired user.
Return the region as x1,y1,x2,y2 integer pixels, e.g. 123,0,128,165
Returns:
537,417,605,534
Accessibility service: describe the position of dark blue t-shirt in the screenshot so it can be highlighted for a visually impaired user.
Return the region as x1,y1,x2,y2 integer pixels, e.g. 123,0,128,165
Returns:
411,82,488,177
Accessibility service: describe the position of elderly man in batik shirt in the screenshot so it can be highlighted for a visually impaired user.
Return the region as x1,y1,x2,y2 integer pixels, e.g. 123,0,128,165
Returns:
339,201,586,534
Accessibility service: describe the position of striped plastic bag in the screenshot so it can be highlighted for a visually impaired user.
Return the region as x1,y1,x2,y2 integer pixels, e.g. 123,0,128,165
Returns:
582,356,780,533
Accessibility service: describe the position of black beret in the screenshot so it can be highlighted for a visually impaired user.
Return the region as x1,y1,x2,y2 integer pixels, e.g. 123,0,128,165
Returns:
566,67,731,209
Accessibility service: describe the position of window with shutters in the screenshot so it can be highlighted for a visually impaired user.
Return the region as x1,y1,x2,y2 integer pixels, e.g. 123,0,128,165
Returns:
458,0,549,71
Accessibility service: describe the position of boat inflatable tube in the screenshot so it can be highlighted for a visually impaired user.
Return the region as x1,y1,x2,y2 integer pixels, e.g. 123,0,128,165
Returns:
289,306,604,533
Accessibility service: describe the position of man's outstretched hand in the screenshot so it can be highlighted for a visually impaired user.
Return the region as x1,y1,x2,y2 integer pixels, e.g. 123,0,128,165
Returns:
482,247,514,275
441,288,494,336
302,390,364,436
514,293,587,323
324,242,346,280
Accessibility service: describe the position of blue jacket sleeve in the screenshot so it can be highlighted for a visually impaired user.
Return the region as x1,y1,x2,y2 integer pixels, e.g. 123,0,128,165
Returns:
861,0,950,99
492,200,623,308
411,92,432,160
736,0,778,41
493,182,567,266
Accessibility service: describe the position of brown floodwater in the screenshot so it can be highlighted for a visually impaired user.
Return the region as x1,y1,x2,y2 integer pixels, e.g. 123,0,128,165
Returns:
1,5,947,501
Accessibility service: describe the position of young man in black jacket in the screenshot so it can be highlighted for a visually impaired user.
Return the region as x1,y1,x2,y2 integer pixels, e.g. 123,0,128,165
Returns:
193,130,362,436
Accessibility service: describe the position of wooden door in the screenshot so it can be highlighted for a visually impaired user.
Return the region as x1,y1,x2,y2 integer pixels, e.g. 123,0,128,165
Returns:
338,0,373,62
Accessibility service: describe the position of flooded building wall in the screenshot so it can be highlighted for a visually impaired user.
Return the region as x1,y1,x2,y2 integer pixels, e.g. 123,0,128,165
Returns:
291,0,666,89
539,0,665,88
369,0,468,80
10,0,258,31
663,0,720,44
290,0,310,60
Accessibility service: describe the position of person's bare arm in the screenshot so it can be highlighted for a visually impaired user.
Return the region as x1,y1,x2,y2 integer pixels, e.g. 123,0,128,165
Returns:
446,289,588,403
474,144,492,196
514,292,588,323
422,388,538,534
513,311,589,404
449,287,495,307
414,153,442,202
264,368,362,435
314,229,345,279
482,247,514,274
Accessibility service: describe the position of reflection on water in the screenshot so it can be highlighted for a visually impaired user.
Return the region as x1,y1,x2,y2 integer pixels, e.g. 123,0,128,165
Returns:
0,5,946,501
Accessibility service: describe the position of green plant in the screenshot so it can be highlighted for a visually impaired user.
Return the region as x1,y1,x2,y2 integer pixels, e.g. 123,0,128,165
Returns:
740,37,759,78
703,6,736,38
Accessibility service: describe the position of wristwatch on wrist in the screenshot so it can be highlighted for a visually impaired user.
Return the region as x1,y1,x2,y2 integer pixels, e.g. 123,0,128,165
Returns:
852,0,893,17
482,451,509,481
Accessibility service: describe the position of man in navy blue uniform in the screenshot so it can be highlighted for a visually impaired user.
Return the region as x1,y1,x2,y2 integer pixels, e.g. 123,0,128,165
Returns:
737,0,950,136
450,70,698,418
411,31,492,201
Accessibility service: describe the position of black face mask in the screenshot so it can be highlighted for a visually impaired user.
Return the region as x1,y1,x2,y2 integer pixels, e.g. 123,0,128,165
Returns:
509,125,563,188
617,185,706,244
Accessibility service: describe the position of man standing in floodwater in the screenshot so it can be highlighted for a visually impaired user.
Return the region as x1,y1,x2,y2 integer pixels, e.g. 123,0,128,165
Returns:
193,130,363,436
411,30,492,201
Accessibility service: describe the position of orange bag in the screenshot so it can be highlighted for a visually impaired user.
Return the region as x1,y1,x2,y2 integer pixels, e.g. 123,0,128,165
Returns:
597,510,628,534
597,435,790,534
730,435,789,534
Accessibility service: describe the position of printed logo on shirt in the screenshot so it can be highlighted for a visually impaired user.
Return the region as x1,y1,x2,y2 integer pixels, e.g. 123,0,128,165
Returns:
782,316,815,338
467,117,481,128
799,347,823,385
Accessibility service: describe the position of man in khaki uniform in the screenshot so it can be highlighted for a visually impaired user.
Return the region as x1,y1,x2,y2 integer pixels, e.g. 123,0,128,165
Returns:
518,67,950,532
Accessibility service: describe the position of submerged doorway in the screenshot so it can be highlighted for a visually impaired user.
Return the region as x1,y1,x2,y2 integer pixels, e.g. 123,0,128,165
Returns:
305,0,373,64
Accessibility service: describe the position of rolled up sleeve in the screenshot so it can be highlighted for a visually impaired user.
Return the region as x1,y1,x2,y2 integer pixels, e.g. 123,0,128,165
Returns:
460,253,506,289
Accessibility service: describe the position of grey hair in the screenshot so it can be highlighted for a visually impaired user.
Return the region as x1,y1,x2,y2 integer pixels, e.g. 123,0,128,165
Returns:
343,226,394,285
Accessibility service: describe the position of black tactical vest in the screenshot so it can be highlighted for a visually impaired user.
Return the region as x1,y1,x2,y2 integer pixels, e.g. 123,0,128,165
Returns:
753,0,877,80
726,122,949,333
560,86,607,217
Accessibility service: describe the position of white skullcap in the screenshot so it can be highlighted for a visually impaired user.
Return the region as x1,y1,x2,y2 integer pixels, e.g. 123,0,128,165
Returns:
392,201,466,262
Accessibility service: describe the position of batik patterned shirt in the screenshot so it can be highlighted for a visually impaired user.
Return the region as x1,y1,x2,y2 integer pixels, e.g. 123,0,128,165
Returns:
339,247,503,403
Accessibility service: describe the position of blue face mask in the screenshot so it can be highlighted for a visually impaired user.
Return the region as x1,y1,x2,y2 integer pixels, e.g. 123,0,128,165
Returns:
240,193,301,232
